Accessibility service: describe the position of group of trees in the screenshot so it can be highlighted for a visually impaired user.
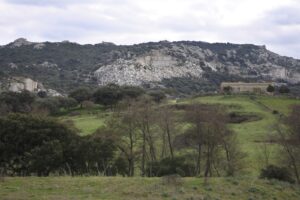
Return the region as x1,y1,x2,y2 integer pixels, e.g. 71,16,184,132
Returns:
0,84,164,117
0,114,120,176
0,90,35,114
258,104,300,184
273,105,300,184
100,97,245,178
267,85,290,94
0,90,78,116
69,84,145,109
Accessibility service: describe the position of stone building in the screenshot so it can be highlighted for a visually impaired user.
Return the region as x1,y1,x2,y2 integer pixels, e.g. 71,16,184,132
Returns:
220,82,272,94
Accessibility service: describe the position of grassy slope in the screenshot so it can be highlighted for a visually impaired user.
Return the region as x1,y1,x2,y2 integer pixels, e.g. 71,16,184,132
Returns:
59,106,109,136
61,115,106,136
255,96,300,115
181,95,300,175
1,177,300,200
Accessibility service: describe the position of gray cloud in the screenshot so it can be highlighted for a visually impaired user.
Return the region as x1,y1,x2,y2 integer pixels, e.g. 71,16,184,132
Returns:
0,0,300,58
4,0,121,7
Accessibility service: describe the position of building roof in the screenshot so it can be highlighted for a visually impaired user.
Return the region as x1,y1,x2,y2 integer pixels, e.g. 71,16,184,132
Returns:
221,82,272,87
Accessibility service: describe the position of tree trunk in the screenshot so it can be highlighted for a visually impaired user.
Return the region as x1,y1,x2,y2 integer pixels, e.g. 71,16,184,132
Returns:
141,128,146,177
196,144,202,175
166,123,174,159
129,125,135,177
204,145,211,177
146,122,157,162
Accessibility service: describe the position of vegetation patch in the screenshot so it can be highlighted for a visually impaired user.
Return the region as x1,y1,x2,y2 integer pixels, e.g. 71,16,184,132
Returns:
228,112,262,124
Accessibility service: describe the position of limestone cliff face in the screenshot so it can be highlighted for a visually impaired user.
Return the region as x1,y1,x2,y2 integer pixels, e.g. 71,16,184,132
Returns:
6,77,62,96
9,77,38,92
95,50,203,85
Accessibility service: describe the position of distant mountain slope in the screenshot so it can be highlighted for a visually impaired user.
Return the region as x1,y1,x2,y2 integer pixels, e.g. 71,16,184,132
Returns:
0,38,299,94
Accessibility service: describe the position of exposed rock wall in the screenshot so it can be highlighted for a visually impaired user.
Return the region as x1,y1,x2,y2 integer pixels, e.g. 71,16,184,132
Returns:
9,78,38,92
95,50,203,85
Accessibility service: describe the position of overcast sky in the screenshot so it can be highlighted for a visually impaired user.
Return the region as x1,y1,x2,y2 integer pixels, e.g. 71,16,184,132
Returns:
0,0,299,58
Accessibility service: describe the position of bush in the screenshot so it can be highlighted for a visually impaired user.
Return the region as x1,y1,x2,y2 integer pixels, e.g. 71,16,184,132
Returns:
33,98,60,115
267,85,275,93
93,84,123,108
82,100,96,109
272,110,279,114
148,90,166,103
146,157,195,177
260,165,295,183
0,114,78,176
0,91,35,114
0,114,117,176
278,86,290,94
69,87,92,107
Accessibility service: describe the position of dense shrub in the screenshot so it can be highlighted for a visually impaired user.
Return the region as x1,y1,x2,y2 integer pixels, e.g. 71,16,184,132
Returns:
93,85,145,108
69,87,92,107
272,110,279,114
148,90,166,103
93,84,123,108
33,97,60,115
0,91,35,114
267,85,275,93
260,165,295,183
146,157,195,177
0,114,117,176
278,86,290,94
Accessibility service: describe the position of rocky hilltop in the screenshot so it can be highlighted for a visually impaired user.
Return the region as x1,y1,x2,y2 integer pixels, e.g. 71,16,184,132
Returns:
0,39,300,94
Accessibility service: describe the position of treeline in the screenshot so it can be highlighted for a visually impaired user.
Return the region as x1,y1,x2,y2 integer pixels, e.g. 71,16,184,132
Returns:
0,84,165,116
69,84,166,108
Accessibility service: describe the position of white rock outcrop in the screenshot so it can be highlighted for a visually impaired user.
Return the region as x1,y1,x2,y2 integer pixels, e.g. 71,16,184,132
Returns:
9,38,33,48
95,50,203,85
9,77,38,92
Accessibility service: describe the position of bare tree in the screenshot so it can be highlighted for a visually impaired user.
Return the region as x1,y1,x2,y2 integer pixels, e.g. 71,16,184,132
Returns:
276,106,300,184
257,142,271,169
184,104,207,175
182,103,244,178
158,106,176,160
222,130,246,176
201,106,227,178
133,95,158,176
105,98,140,177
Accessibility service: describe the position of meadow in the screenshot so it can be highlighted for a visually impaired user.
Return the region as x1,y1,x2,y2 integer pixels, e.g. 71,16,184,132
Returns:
1,176,300,200
2,94,299,200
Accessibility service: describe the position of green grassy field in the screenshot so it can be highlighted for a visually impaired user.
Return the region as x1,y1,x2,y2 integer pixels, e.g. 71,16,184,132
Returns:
1,176,300,200
60,115,106,136
59,106,110,136
255,96,300,115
